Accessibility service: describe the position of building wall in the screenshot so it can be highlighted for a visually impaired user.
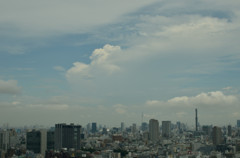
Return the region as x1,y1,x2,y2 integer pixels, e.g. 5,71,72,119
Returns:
92,123,97,133
0,131,9,151
162,121,171,138
26,130,47,157
27,130,41,154
47,131,54,150
149,119,159,142
54,123,81,150
212,126,222,145
237,120,240,128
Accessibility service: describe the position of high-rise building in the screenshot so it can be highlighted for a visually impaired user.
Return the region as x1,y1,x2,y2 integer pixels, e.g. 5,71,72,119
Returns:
47,131,54,150
176,122,181,130
0,130,10,151
132,123,137,134
162,121,171,138
8,129,18,148
121,122,125,132
86,123,91,133
212,126,222,145
149,119,159,142
26,129,47,157
92,122,97,133
228,125,232,137
195,109,198,131
141,122,148,132
202,125,212,136
237,120,240,128
54,123,81,150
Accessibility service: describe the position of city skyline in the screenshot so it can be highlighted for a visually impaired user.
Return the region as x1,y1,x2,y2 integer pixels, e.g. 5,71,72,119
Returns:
0,0,240,127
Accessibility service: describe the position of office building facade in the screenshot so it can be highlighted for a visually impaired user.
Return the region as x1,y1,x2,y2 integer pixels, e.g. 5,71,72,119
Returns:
54,123,81,150
212,126,222,145
92,122,97,133
149,119,159,142
237,120,240,128
0,130,9,151
26,130,47,156
162,121,171,138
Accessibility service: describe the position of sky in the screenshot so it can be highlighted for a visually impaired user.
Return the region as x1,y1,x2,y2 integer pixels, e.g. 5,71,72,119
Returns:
1,0,240,128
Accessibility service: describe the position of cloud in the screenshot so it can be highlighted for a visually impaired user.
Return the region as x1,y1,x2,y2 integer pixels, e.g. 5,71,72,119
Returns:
223,86,232,90
176,112,187,118
113,104,127,114
53,66,65,72
232,112,240,117
0,45,27,54
146,91,238,108
1,0,240,127
0,80,21,94
28,104,69,110
66,44,121,81
0,101,20,108
142,90,240,125
0,0,157,37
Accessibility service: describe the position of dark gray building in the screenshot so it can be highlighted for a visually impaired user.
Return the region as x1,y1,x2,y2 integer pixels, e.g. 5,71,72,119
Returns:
237,120,240,128
26,130,47,156
54,123,81,150
162,121,171,138
202,125,212,137
228,125,232,137
149,119,159,142
92,122,97,133
47,131,54,150
212,126,222,145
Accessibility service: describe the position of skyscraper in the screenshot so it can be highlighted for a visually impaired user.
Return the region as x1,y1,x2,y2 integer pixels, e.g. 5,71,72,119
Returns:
195,108,198,131
121,122,125,132
92,122,97,133
237,120,240,128
54,123,81,150
212,126,222,145
26,129,47,157
132,123,137,134
162,121,171,138
228,125,232,137
141,122,148,132
202,125,212,136
47,130,54,150
0,130,9,151
149,119,159,142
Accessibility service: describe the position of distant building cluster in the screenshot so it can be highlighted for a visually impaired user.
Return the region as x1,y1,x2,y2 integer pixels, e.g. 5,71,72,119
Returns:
1,116,240,157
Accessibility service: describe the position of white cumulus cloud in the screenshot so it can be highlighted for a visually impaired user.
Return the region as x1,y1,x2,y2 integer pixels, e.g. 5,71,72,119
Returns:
146,91,238,108
66,44,121,81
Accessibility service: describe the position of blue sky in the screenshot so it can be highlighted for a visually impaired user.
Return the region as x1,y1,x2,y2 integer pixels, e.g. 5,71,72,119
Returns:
1,0,240,127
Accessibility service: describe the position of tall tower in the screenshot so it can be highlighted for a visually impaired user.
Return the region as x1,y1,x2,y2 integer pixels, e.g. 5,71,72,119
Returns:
92,122,97,133
121,122,125,132
195,108,198,131
228,125,232,137
212,126,222,145
162,121,171,138
149,119,159,142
